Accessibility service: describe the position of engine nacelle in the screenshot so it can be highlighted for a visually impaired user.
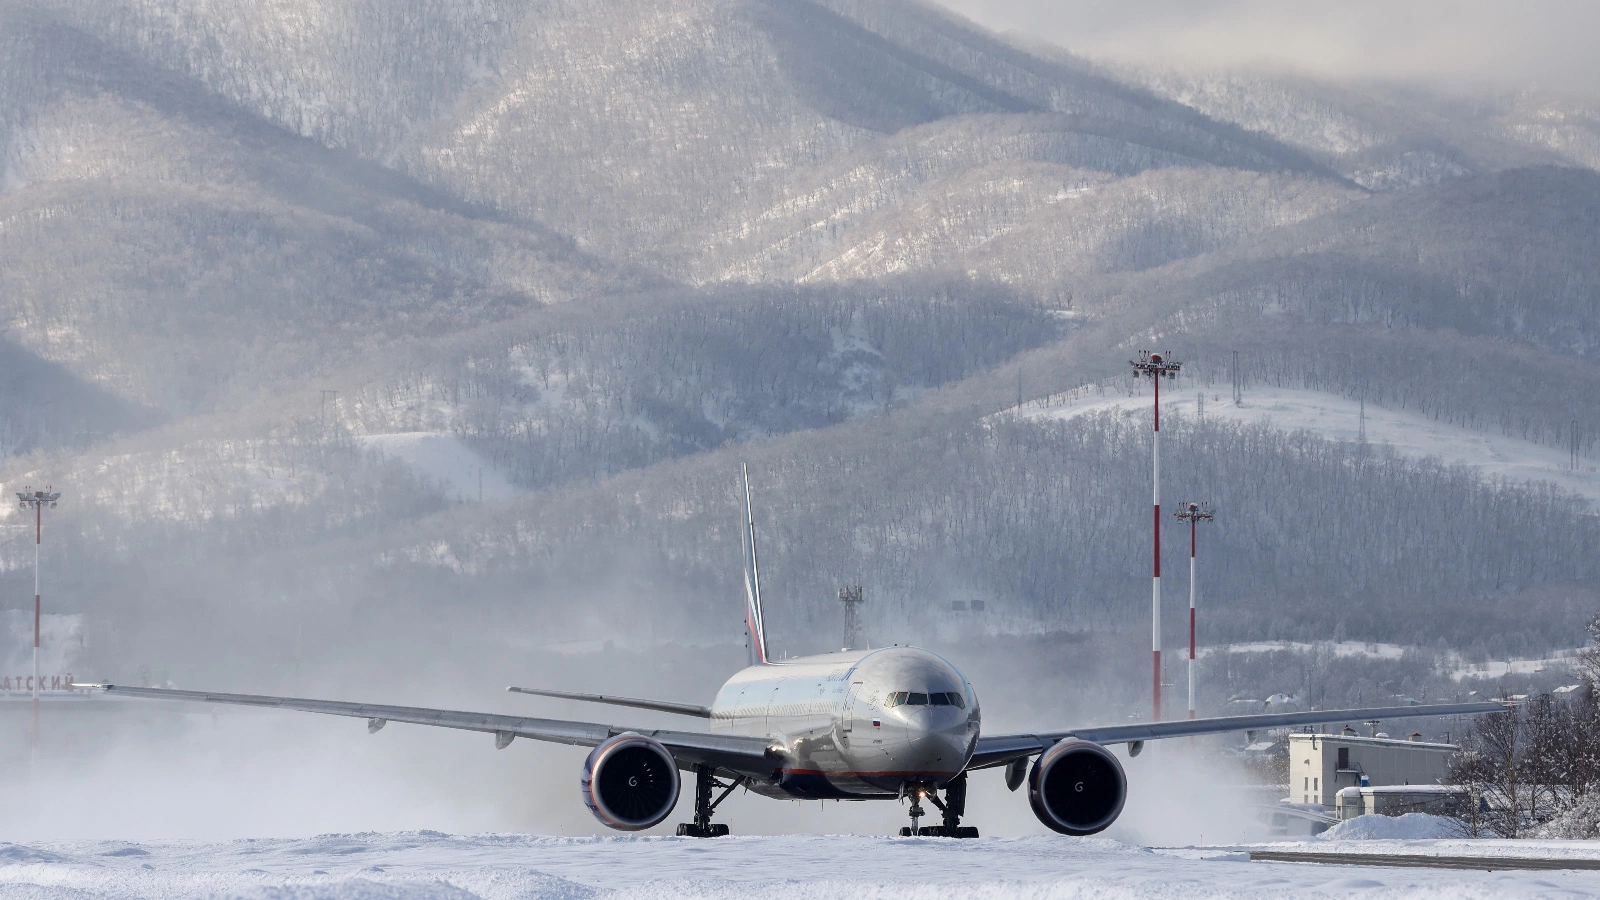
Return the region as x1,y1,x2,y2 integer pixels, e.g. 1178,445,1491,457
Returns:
581,733,681,831
1027,739,1127,836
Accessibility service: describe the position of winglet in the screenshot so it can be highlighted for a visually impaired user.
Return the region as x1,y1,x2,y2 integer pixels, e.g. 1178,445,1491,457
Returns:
741,465,770,666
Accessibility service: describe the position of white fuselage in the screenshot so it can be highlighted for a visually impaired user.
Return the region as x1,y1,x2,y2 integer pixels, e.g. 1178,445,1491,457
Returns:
707,646,980,799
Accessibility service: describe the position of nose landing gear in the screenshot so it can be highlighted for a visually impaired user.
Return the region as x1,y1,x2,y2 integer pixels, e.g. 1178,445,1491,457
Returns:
676,764,744,838
898,772,980,838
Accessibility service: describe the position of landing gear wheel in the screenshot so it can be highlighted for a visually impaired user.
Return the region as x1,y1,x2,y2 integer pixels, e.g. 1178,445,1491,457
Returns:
915,825,981,838
900,772,979,838
898,826,914,837
676,823,730,838
674,765,743,838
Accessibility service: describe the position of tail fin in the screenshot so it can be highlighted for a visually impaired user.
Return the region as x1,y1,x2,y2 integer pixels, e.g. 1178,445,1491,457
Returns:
741,465,770,666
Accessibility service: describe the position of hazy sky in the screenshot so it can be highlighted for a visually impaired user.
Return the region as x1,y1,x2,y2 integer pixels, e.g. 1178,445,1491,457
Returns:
935,0,1600,94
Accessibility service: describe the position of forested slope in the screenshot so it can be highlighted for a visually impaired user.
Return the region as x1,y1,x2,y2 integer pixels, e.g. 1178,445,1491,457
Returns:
0,0,1595,709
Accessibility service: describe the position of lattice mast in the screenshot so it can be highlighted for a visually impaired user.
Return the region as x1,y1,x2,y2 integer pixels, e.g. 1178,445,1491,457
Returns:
1131,351,1180,721
839,585,864,651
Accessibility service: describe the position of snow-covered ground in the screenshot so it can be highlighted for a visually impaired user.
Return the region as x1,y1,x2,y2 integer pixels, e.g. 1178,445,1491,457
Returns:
1203,639,1582,685
1010,385,1600,502
4,831,1600,899
1202,640,1412,661
1258,813,1600,861
361,433,519,503
1450,650,1583,682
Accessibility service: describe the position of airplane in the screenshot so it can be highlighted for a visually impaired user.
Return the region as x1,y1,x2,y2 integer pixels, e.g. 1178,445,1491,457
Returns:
78,467,1506,838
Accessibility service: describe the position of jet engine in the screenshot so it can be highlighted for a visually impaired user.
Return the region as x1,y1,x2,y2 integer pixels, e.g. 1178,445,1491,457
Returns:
581,733,681,831
1027,739,1127,835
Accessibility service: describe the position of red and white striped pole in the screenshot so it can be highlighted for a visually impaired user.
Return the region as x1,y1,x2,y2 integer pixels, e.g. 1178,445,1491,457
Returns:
1131,352,1180,722
16,486,59,764
1152,368,1161,721
1175,502,1214,721
32,496,40,752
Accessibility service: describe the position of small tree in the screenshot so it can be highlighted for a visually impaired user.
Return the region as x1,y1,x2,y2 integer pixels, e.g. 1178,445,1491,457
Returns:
1452,616,1600,838
1450,707,1530,837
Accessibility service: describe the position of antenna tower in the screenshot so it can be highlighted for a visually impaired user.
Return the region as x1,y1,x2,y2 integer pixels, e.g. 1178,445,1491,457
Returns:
839,586,865,651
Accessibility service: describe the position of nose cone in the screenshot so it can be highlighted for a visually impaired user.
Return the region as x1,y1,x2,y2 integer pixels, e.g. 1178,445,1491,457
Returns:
846,647,980,789
897,705,975,776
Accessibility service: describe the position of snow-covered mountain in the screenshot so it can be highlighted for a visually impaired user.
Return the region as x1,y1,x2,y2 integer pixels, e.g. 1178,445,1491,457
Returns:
0,0,1596,712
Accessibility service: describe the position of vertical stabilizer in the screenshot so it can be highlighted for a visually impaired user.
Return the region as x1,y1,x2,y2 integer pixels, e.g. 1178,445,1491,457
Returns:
741,465,770,666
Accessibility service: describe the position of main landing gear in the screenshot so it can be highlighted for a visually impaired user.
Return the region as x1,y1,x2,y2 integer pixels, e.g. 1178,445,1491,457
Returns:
898,772,980,838
676,764,744,838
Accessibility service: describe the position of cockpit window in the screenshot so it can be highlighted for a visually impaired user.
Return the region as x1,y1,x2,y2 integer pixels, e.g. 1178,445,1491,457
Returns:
885,691,967,709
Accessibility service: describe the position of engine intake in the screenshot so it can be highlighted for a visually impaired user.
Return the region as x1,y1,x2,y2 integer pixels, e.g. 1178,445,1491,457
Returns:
581,733,681,831
1027,739,1127,835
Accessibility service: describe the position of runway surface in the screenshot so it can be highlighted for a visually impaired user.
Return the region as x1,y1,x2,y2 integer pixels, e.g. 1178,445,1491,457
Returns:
5,832,1600,898
1247,849,1600,871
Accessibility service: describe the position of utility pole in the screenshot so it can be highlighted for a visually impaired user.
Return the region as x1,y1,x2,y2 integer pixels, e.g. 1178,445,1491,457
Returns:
16,486,60,762
1232,350,1241,407
1131,350,1181,721
1174,502,1214,720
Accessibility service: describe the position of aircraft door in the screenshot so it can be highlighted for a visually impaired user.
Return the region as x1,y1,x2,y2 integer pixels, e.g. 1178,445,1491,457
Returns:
841,681,864,743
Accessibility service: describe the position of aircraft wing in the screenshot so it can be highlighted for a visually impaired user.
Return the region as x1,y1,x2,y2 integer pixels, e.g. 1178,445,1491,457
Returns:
506,685,711,718
967,701,1508,770
77,684,776,775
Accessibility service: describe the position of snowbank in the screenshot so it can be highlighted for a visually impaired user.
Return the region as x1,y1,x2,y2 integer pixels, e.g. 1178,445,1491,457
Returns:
1317,813,1461,841
1535,794,1600,839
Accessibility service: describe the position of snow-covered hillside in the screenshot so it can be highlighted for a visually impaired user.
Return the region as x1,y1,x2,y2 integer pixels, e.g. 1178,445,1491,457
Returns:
360,434,517,504
1012,384,1600,502
0,0,1597,706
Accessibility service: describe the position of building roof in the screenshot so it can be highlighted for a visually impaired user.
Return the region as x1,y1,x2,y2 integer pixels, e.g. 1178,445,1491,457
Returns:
1337,784,1464,796
1289,732,1458,751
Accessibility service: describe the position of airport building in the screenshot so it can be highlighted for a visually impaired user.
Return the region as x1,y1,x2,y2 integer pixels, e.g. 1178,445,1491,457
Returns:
1289,732,1458,809
1335,784,1467,820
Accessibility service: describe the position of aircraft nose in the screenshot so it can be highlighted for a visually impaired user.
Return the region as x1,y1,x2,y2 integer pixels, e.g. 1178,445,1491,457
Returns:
902,706,975,773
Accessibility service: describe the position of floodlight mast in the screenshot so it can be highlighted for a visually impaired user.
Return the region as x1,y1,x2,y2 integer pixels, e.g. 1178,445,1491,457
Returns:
1174,502,1214,720
1130,351,1180,721
16,486,60,759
